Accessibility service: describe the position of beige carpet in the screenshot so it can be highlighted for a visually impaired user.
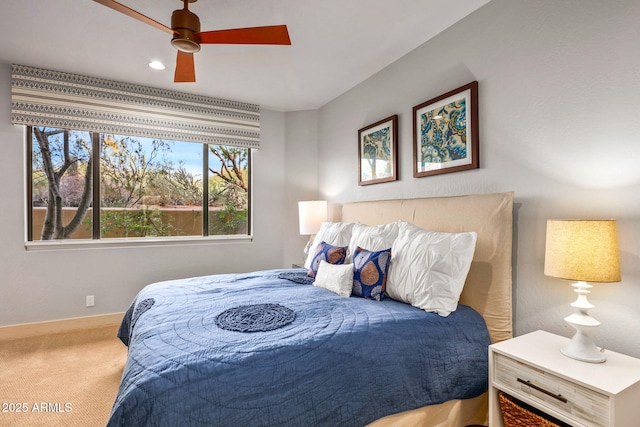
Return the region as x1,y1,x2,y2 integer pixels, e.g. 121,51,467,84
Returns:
0,325,126,427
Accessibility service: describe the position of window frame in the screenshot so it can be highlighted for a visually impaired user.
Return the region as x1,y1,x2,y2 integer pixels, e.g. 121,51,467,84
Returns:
25,126,253,249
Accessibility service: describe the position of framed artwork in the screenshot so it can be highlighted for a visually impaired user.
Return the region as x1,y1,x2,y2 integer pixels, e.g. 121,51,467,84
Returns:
413,81,478,178
358,114,398,186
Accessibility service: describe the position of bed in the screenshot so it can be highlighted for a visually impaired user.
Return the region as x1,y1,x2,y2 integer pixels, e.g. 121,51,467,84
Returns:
108,191,514,427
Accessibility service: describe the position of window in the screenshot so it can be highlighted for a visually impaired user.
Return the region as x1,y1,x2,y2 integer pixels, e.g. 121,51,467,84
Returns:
27,126,251,242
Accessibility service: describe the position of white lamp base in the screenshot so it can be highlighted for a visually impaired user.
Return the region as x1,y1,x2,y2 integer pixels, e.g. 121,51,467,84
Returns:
561,319,605,363
561,281,606,363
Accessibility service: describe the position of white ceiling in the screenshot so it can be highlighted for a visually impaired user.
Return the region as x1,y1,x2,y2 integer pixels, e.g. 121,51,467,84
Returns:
1,0,490,111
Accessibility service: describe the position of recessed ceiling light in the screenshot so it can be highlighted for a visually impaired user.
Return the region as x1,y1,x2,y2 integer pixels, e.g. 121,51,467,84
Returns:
148,61,166,70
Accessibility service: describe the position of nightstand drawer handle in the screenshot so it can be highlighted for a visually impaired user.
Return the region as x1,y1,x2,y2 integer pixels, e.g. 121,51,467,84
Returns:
517,378,568,403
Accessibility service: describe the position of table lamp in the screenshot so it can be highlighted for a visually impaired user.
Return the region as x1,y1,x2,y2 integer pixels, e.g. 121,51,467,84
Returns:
544,220,621,363
298,200,327,257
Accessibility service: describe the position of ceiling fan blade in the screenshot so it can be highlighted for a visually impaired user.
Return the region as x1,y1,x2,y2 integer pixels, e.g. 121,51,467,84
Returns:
199,25,291,45
93,0,174,35
174,51,196,83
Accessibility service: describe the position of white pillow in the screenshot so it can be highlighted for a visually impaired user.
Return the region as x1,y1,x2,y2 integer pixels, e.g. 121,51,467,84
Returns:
347,222,398,262
313,260,354,297
387,221,477,316
304,221,355,268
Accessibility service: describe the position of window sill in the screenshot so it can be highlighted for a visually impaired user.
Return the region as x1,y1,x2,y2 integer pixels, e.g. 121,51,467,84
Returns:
25,235,253,251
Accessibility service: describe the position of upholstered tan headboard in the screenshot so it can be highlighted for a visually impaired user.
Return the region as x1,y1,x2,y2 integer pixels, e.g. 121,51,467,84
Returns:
340,192,514,344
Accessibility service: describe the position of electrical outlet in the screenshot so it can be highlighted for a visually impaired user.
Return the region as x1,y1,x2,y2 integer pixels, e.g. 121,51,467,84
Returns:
86,295,95,307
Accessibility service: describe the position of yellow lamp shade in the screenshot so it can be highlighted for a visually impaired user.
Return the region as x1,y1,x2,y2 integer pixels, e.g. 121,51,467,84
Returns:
544,220,621,283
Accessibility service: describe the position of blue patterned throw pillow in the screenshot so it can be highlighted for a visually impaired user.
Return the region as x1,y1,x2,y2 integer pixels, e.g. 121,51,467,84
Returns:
352,247,391,301
307,241,348,278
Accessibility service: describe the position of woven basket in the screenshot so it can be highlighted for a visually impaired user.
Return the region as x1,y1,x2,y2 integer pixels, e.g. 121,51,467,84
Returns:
498,391,570,427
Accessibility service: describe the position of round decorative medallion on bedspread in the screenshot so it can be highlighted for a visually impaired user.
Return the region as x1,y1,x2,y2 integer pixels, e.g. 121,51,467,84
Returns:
215,304,296,332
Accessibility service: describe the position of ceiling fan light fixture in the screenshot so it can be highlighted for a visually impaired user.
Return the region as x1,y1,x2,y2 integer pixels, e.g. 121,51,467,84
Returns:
171,36,201,53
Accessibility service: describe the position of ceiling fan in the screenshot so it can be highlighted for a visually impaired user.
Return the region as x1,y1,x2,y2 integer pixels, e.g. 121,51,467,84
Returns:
94,0,291,83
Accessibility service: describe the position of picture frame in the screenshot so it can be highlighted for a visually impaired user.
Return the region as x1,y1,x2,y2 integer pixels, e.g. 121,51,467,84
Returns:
358,114,398,186
413,81,478,178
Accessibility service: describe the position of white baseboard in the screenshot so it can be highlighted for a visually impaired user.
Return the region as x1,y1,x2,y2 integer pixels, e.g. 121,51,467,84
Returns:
0,312,125,341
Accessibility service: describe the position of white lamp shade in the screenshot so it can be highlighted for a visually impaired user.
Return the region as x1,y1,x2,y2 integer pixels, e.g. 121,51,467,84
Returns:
298,200,327,235
544,220,621,283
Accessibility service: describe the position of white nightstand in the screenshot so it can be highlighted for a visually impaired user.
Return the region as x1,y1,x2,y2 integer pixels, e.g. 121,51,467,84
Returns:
489,330,640,427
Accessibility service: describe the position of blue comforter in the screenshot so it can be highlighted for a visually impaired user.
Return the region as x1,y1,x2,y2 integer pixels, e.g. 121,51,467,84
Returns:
108,269,490,427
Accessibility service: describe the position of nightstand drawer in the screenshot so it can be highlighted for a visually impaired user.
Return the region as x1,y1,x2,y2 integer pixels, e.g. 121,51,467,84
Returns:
494,353,609,427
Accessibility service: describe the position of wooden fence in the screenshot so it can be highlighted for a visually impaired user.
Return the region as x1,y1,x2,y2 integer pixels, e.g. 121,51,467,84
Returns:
31,207,247,239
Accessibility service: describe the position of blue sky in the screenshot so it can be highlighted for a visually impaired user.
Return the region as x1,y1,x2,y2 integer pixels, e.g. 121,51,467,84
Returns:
170,140,205,177
130,137,226,179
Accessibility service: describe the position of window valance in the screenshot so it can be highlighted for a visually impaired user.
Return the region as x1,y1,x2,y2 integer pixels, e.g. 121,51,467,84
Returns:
11,64,260,149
